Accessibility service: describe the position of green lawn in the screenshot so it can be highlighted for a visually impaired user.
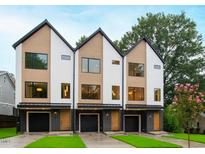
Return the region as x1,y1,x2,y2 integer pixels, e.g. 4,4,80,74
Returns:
0,128,17,139
25,135,86,148
112,135,182,148
163,133,205,144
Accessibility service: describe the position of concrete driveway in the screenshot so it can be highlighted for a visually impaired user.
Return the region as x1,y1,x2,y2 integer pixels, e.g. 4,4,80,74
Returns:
79,133,133,148
0,133,44,148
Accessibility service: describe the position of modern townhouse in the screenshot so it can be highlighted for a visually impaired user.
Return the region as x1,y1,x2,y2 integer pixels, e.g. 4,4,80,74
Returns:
13,19,164,133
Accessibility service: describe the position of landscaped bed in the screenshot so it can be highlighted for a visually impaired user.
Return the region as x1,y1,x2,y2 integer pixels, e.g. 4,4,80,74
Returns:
0,128,17,139
163,133,205,144
25,135,86,148
112,135,182,148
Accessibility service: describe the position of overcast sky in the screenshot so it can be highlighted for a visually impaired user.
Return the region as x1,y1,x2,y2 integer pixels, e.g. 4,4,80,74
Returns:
0,5,205,75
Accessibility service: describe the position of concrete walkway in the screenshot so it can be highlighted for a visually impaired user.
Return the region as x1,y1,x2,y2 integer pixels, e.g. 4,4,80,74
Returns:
0,133,44,148
141,133,205,148
80,133,133,148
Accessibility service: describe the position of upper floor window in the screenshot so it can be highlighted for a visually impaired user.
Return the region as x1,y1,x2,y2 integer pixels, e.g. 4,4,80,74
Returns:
112,85,120,100
112,60,120,65
129,63,144,77
25,82,47,98
61,55,71,60
154,65,161,70
128,87,144,101
25,52,48,70
154,88,161,101
82,58,100,73
81,84,100,100
61,83,70,99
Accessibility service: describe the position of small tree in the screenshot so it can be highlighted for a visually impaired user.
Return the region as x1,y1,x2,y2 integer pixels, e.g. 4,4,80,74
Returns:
172,83,205,147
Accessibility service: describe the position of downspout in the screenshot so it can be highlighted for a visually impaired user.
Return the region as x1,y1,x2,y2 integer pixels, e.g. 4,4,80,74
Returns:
122,56,125,131
72,51,76,133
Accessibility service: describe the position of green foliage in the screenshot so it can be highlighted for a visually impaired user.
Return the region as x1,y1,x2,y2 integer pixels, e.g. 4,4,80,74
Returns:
76,35,87,47
25,135,86,148
114,12,205,105
112,135,182,148
164,107,183,133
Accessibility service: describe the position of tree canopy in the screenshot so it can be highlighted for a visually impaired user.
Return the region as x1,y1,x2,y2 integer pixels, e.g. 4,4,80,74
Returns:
76,35,87,47
115,12,205,105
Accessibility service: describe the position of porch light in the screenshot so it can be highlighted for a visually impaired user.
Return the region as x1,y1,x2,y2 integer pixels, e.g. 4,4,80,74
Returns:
36,88,43,92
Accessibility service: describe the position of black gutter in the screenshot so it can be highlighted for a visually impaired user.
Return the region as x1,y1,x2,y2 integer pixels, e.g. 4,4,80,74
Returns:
72,51,76,133
122,56,125,131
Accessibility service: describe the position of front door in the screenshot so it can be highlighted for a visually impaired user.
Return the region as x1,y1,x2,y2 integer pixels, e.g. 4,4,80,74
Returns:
154,111,160,130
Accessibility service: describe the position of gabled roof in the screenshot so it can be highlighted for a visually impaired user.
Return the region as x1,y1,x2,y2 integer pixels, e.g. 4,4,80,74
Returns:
75,28,123,57
124,37,165,64
0,71,15,88
12,19,74,51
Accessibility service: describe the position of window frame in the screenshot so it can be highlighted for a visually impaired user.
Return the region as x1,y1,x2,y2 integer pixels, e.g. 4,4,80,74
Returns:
81,57,101,74
81,84,101,100
128,62,144,77
154,88,161,102
25,52,48,70
128,87,144,101
112,85,120,100
25,81,48,98
61,83,70,99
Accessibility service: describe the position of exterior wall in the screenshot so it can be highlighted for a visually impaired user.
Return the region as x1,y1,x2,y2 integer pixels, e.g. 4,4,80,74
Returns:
146,43,164,106
0,74,15,115
15,44,22,106
199,112,205,133
125,41,146,104
74,51,79,108
21,25,51,103
78,33,103,104
50,30,73,105
103,37,122,105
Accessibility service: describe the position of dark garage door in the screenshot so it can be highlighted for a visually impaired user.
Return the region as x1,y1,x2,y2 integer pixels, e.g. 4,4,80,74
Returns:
125,116,139,132
29,113,49,132
80,115,98,132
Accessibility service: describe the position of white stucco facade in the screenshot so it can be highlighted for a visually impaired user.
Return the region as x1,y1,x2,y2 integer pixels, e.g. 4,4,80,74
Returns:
102,37,122,105
50,30,74,105
74,50,79,108
146,43,164,106
15,44,22,107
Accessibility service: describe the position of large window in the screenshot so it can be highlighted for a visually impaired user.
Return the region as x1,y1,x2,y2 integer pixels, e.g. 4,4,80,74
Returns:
154,88,161,101
128,63,144,77
81,58,100,73
81,84,100,99
112,86,120,100
128,87,144,101
25,52,48,69
61,83,70,99
25,82,47,98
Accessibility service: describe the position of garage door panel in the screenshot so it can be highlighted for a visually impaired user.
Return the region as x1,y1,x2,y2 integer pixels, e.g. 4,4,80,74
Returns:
29,113,49,132
81,115,98,132
125,116,139,132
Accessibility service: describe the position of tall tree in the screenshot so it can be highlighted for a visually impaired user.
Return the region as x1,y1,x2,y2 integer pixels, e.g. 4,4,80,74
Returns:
115,12,205,105
76,35,87,47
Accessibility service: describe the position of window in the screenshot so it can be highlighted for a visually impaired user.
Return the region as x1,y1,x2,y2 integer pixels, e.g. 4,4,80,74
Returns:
154,88,161,101
112,60,120,65
129,63,144,77
112,86,120,100
154,65,161,70
81,84,100,99
61,83,70,99
81,58,100,73
25,82,47,98
25,52,48,69
128,87,144,101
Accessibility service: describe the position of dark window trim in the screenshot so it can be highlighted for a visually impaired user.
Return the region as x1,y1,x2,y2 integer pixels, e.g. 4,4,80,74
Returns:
128,86,144,101
81,84,101,100
25,81,48,98
128,62,144,77
25,52,48,70
81,57,101,74
61,83,71,99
